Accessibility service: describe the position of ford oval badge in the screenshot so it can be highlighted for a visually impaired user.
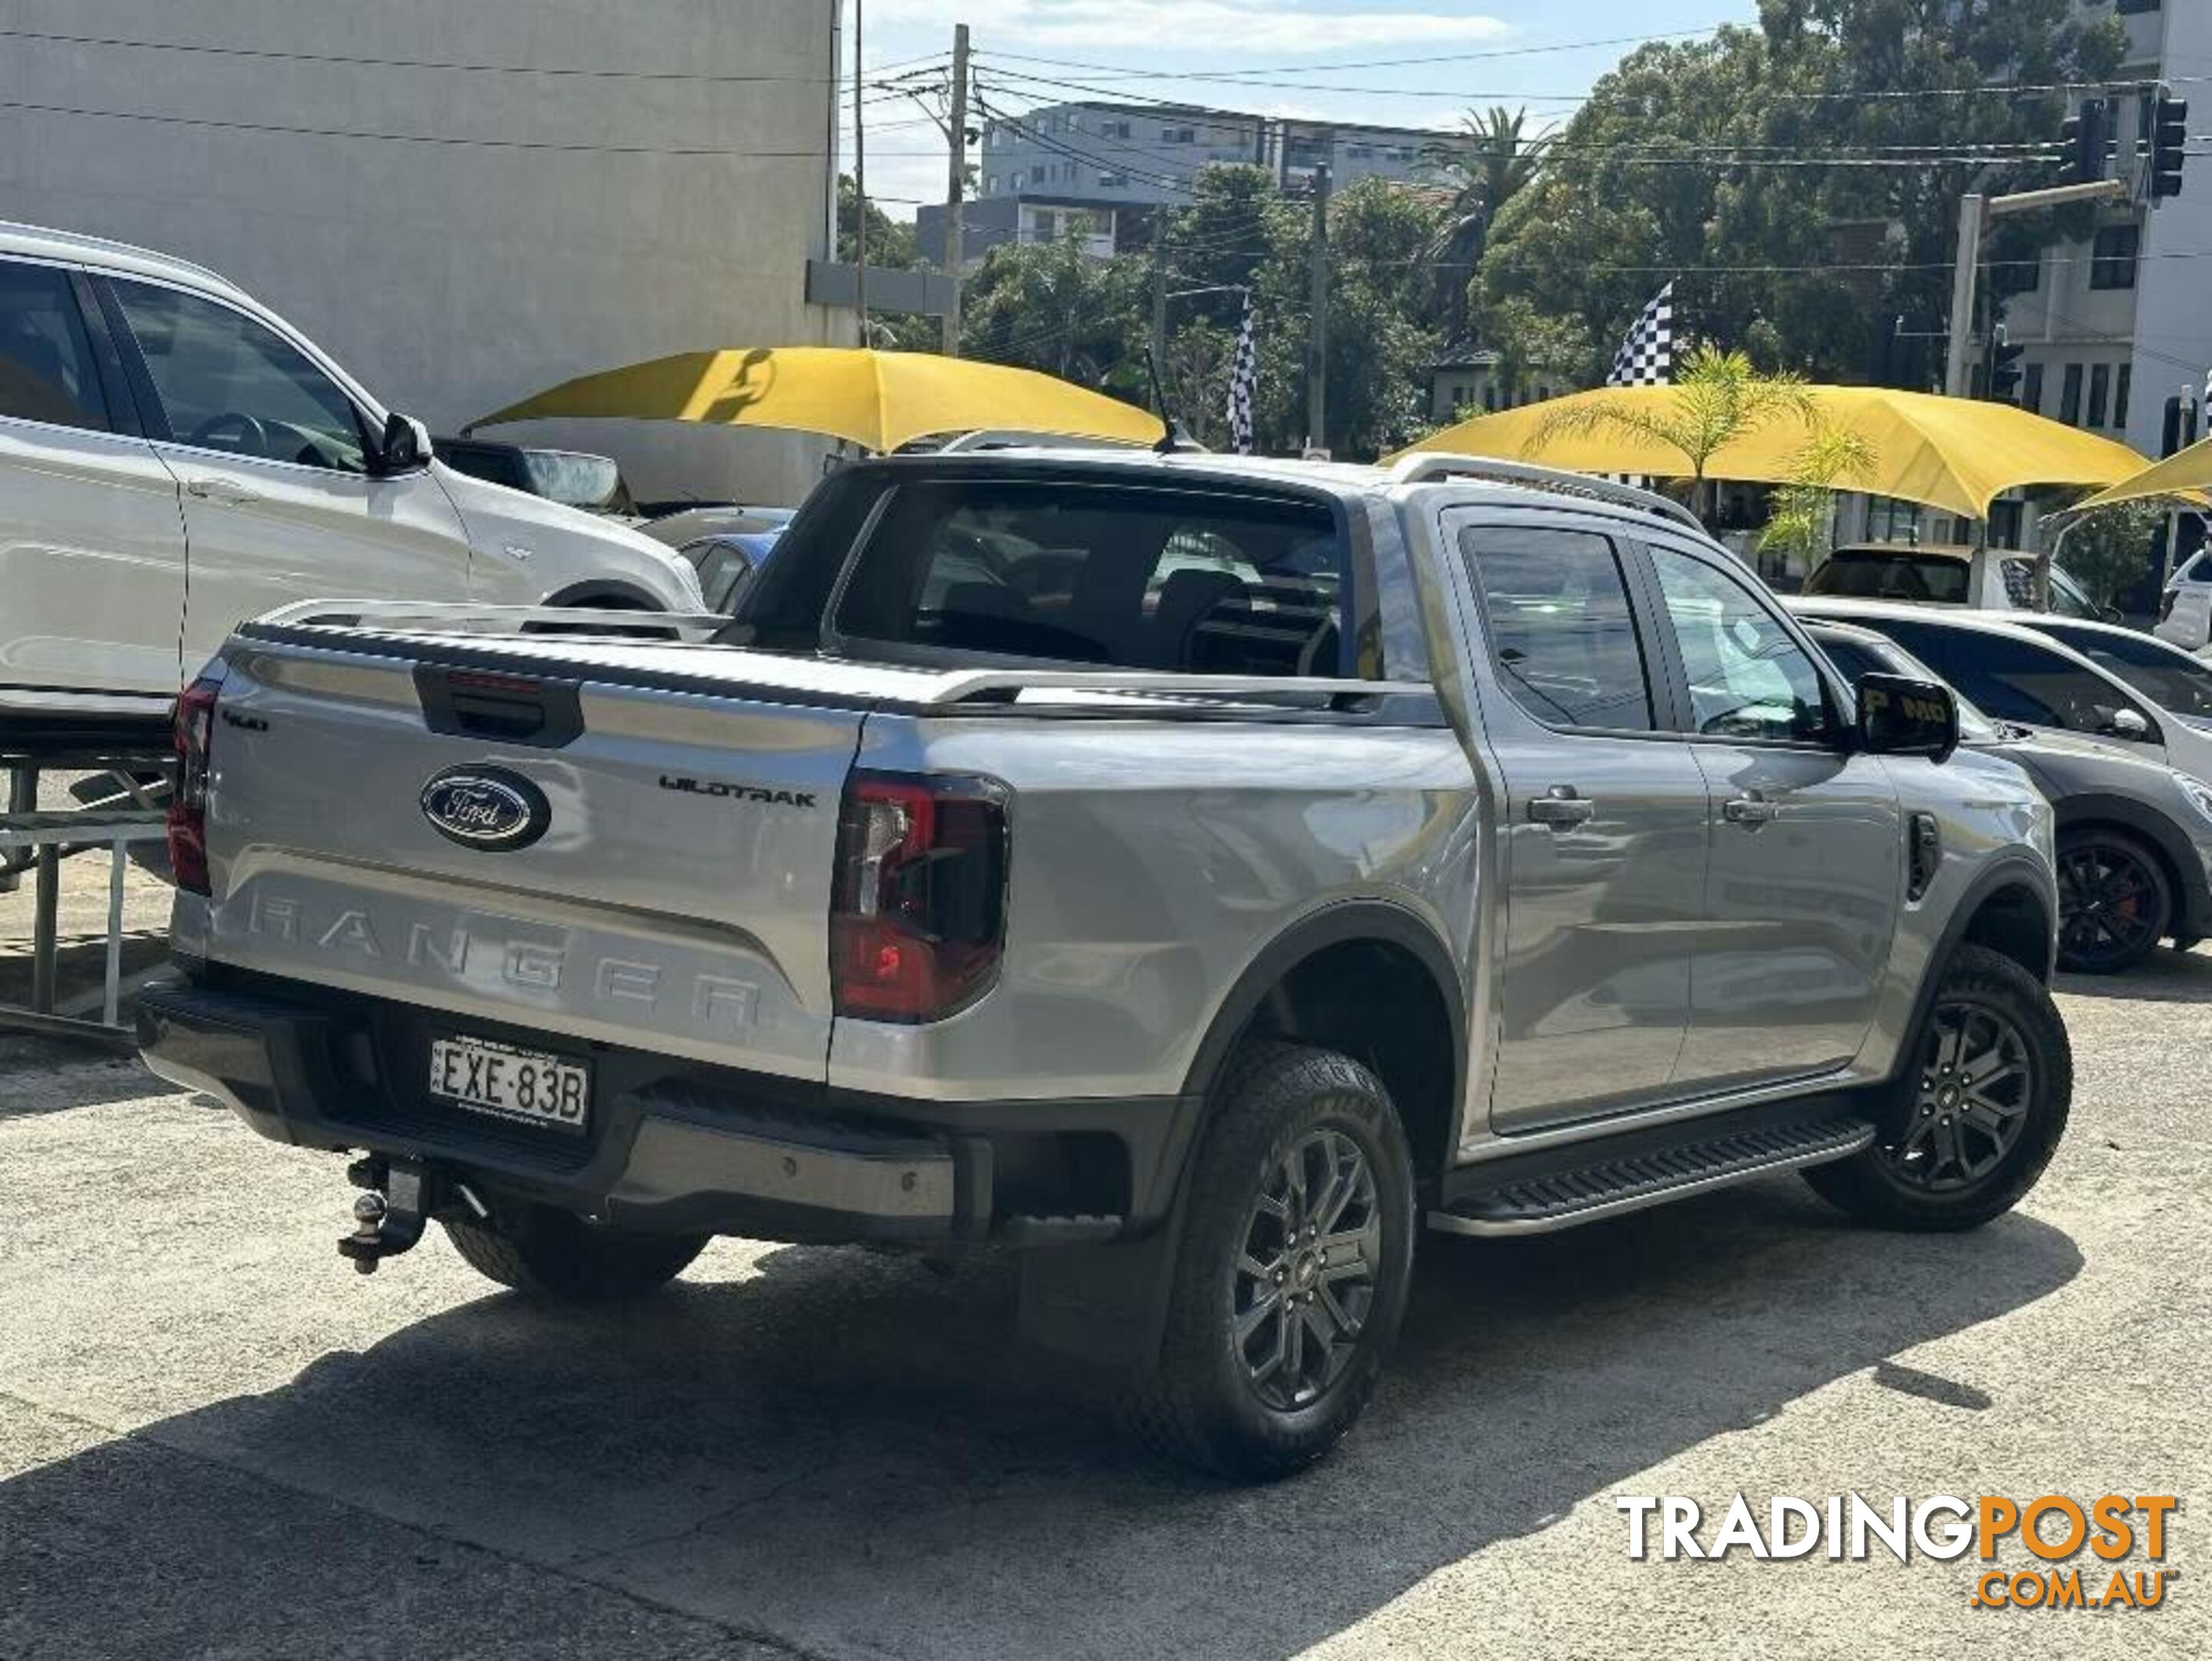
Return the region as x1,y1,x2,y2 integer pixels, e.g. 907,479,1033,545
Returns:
420,767,549,852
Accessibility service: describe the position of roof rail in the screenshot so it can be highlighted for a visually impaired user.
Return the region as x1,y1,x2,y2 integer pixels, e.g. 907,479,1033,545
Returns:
1387,452,1707,535
0,219,230,289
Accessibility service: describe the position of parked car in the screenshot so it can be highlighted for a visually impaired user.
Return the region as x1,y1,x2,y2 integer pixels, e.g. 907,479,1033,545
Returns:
0,220,703,744
1802,544,2107,619
2154,545,2212,653
1808,620,2212,974
680,529,783,612
140,451,2071,1480
431,436,637,518
2011,614,2212,728
640,503,797,549
1793,598,2212,786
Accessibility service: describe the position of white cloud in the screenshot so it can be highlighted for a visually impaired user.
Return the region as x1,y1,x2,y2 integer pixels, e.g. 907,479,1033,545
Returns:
870,0,1511,55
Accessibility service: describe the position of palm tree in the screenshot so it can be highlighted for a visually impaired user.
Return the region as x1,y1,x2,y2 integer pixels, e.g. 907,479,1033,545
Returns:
1532,346,1819,522
1423,106,1546,342
1758,421,1879,582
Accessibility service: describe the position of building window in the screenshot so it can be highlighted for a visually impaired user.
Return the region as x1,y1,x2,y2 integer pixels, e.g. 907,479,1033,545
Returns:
1030,164,1048,185
2117,0,2159,14
2116,364,2134,430
1345,145,1373,159
1103,120,1131,139
2023,361,2044,415
2061,363,2084,425
1163,126,1196,144
985,175,999,195
1096,171,1126,188
2091,225,2140,290
2088,364,2111,428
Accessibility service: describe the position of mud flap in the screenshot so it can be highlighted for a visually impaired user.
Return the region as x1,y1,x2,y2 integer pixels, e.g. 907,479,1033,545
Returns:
1016,1220,1183,1366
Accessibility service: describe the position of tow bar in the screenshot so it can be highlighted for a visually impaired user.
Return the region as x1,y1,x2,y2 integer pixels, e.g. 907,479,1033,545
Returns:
339,1157,427,1273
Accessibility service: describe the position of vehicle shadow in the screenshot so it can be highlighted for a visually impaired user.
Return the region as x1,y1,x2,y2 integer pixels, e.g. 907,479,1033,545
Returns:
2056,947,2212,1004
0,1180,2081,1661
0,1042,163,1119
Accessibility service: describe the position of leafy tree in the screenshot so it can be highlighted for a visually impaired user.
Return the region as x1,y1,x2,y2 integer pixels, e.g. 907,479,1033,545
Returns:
959,233,1149,387
837,176,940,351
2063,500,2165,611
1421,107,1547,341
1475,2,2124,390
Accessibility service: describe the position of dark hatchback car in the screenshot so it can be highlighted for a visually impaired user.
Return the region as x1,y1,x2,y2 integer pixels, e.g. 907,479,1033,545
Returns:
1808,619,2212,974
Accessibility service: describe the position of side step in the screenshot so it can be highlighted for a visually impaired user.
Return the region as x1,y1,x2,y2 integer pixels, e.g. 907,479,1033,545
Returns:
1429,1113,1874,1237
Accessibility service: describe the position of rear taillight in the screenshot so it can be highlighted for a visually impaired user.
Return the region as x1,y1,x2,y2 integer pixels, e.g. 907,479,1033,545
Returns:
168,671,225,896
830,772,1008,1022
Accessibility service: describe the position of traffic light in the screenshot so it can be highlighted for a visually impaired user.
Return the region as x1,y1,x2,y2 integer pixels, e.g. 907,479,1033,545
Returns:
2061,97,2111,184
1987,331,2026,404
2150,90,2188,200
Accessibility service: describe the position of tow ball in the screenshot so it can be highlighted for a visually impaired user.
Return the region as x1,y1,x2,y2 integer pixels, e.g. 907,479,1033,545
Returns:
339,1157,428,1274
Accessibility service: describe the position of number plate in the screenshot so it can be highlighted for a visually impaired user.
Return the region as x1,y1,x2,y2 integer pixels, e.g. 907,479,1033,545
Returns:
427,1034,590,1133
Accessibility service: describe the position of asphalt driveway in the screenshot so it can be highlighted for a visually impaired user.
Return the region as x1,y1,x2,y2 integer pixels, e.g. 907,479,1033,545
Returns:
0,955,2205,1659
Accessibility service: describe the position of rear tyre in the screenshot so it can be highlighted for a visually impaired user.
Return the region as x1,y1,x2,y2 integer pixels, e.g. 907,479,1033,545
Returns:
443,1205,707,1303
1802,945,2071,1232
1126,1042,1416,1481
2055,827,2171,974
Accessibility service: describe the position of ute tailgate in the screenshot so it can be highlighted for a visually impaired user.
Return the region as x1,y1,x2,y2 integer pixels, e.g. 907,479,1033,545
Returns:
191,629,943,1081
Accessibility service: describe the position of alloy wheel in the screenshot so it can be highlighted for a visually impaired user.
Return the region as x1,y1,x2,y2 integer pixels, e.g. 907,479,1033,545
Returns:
2057,843,2162,969
1232,1127,1382,1412
1881,999,2033,1193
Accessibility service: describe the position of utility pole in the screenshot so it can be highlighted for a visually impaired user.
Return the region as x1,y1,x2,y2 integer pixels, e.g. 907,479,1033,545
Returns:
1305,162,1331,455
1941,193,1986,400
852,0,867,347
940,23,970,356
1151,230,1169,381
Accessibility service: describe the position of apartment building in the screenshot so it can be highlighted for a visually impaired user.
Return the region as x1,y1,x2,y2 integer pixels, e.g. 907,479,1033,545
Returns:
919,101,1464,266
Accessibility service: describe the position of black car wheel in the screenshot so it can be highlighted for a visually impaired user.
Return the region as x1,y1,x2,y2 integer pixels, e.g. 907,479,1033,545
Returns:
2056,828,2171,974
1127,1043,1415,1480
1804,945,2071,1230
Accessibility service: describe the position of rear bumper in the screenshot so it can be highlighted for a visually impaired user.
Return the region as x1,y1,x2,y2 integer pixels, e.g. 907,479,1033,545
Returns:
137,976,1196,1245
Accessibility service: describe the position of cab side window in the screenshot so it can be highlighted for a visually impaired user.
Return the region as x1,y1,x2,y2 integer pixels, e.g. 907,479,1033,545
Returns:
109,279,366,474
1461,525,1656,731
0,261,110,434
1649,546,1836,743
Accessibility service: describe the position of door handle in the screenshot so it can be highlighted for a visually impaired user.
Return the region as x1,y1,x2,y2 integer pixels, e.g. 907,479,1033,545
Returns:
1528,787,1595,828
1722,793,1780,827
185,476,261,506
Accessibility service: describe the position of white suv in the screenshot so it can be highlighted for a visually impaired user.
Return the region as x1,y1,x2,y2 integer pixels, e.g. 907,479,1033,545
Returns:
0,221,702,736
2156,548,2212,654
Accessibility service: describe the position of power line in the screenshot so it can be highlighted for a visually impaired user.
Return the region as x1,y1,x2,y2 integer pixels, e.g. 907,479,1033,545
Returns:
0,23,946,86
982,25,1734,79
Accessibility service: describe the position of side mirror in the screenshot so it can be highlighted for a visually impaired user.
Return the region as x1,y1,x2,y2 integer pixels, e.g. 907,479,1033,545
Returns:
2107,706,2152,741
2100,605,2124,625
368,411,431,476
1855,673,1960,763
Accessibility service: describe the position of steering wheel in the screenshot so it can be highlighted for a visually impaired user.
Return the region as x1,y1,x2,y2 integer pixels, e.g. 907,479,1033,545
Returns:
187,411,270,458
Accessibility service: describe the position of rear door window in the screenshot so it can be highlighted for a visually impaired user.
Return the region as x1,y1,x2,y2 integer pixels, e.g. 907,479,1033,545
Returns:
1461,524,1655,731
1874,620,2143,734
0,260,110,433
830,479,1348,675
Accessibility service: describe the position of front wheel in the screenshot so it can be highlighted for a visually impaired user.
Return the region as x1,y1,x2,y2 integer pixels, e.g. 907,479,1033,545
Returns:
2056,828,2170,974
1126,1043,1416,1480
1803,945,2071,1231
443,1204,707,1303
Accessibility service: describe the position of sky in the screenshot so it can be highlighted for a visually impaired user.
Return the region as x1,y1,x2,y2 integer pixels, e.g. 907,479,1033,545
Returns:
850,0,1764,218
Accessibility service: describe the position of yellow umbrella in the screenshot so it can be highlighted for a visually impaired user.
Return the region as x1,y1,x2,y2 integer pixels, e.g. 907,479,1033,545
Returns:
469,347,1165,453
1393,384,2150,521
2074,433,2212,511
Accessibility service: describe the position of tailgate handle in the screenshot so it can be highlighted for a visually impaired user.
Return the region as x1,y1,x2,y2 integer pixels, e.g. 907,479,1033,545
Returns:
414,666,584,748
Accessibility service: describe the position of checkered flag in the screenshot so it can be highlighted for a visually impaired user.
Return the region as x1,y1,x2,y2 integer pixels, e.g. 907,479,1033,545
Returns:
1608,281,1676,387
1228,294,1258,454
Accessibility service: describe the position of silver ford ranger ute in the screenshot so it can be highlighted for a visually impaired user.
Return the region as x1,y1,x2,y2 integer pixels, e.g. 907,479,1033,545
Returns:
139,451,2071,1480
